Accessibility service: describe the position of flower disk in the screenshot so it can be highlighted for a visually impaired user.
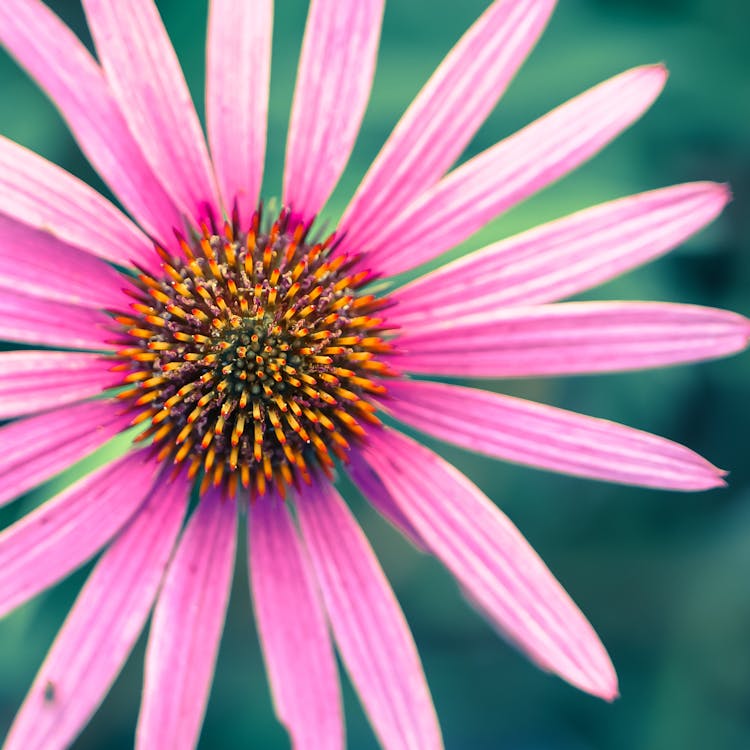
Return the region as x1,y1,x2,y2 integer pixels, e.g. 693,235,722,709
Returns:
113,209,395,498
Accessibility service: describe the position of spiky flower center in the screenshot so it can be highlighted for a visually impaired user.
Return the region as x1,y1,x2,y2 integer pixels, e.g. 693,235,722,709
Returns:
113,209,394,498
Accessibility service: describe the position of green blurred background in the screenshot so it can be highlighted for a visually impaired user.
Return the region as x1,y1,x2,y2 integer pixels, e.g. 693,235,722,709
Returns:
1,0,750,747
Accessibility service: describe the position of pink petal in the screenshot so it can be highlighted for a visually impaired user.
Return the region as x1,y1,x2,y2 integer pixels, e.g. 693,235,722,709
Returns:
392,182,731,321
83,0,220,224
0,136,156,269
356,65,667,274
338,0,555,257
395,301,750,377
0,400,130,509
296,481,442,750
249,498,343,750
283,0,385,222
384,379,725,491
347,452,427,550
4,474,189,750
206,0,272,228
0,288,112,350
136,489,237,750
362,428,618,700
0,215,128,309
0,351,121,420
0,450,157,619
0,0,183,245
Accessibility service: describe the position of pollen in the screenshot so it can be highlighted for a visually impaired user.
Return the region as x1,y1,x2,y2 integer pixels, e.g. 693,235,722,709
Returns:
111,207,396,498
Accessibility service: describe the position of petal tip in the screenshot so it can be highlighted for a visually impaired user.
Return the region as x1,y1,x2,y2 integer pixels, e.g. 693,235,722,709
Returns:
574,659,619,702
636,62,669,93
716,181,734,205
590,661,620,702
694,472,728,491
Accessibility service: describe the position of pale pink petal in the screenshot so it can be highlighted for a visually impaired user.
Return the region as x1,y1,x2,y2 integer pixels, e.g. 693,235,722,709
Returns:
296,481,443,750
206,0,272,227
136,489,237,750
0,289,112,350
0,136,156,268
363,428,618,700
83,0,220,224
4,474,189,750
338,0,555,256
0,0,183,244
0,400,130,509
0,215,127,309
249,498,343,750
283,0,384,222
356,65,667,274
0,351,121,420
0,450,157,619
392,182,731,321
385,379,725,491
347,452,427,550
395,302,750,377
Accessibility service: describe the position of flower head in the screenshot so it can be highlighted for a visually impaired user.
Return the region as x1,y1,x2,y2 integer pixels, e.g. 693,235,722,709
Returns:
114,209,394,498
0,0,747,748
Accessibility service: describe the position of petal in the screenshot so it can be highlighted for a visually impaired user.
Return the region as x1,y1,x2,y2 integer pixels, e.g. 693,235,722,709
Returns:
0,289,112,350
0,136,155,268
357,65,668,274
392,182,731,321
136,489,237,750
4,474,189,750
0,215,128,309
0,0,183,245
296,481,442,750
395,301,750,377
385,379,725,491
249,498,343,750
0,351,121,420
0,400,130,509
362,428,618,700
347,452,427,550
82,0,220,224
283,0,385,222
206,0,272,227
0,450,157,619
338,0,555,256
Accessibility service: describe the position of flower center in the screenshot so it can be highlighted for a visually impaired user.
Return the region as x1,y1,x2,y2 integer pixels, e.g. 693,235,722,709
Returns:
112,208,395,498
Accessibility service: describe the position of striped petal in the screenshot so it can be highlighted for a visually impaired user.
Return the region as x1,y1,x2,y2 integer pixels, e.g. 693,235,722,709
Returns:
0,0,183,245
362,428,618,700
0,289,112,350
83,0,220,224
206,0,272,227
357,65,667,274
249,498,343,750
0,400,130,509
338,0,555,255
0,215,127,309
0,136,155,268
0,450,157,619
0,351,121,420
395,302,750,377
296,481,442,750
392,182,731,322
4,474,189,750
283,0,384,222
385,379,725,491
136,489,237,750
347,452,427,550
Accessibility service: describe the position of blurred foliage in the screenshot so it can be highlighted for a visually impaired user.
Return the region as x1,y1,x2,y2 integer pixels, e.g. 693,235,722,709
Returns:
1,0,749,748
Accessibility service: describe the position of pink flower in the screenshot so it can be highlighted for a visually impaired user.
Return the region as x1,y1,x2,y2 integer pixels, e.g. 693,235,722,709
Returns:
0,0,747,748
